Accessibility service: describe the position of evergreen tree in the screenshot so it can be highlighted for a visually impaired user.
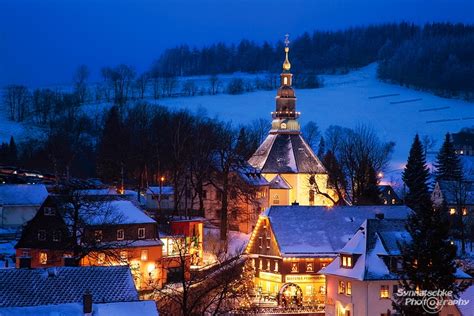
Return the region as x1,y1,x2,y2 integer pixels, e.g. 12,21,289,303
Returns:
97,106,126,182
394,134,466,314
435,133,463,182
8,136,17,165
358,163,381,205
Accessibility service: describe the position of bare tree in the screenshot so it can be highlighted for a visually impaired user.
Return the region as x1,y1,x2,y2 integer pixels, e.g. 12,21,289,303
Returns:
162,73,178,97
153,234,251,315
302,121,321,152
3,85,30,121
135,72,150,99
73,64,90,104
182,79,197,97
101,64,136,106
209,75,220,95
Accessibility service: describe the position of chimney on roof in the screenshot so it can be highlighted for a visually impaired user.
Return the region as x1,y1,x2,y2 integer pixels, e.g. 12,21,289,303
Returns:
291,201,299,206
83,290,93,315
19,257,31,269
375,213,385,220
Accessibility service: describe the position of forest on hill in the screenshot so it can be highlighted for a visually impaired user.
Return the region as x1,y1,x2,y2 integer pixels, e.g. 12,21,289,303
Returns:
155,22,474,98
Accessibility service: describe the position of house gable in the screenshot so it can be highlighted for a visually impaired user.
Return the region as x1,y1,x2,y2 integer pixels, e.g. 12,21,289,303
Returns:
246,216,281,257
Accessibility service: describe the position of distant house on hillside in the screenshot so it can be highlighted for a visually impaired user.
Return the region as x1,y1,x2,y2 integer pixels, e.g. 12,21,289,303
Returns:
378,185,402,205
145,186,174,210
452,130,474,156
0,265,158,315
0,184,48,229
432,180,474,215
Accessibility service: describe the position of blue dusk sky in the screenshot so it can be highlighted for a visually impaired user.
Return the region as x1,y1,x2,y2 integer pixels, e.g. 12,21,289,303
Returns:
1,0,473,87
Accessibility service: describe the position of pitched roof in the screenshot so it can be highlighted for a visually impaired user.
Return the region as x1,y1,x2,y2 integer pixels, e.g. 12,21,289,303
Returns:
0,301,159,316
0,266,138,307
437,180,474,205
0,184,48,206
248,133,326,174
322,219,471,281
269,175,291,189
262,205,411,257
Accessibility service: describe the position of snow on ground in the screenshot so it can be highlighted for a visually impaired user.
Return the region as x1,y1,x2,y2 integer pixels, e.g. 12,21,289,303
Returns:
158,63,474,184
203,226,250,265
1,63,472,185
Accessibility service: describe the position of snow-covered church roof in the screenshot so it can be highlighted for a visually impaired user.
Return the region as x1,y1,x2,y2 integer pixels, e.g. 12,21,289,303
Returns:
263,205,411,258
0,184,48,206
248,133,326,174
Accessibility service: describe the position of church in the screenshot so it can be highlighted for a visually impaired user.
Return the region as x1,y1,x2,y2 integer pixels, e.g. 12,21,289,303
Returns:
248,36,336,207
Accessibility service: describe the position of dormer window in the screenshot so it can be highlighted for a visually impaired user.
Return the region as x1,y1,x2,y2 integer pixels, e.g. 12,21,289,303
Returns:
341,254,353,268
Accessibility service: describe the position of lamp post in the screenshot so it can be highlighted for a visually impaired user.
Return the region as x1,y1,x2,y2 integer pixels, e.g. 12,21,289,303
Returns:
159,176,165,213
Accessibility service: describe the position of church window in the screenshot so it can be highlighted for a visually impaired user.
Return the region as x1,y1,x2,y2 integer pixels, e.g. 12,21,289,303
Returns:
283,77,288,85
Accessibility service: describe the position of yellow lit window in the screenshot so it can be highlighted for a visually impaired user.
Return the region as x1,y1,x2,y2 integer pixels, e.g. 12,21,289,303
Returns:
291,262,298,273
341,255,352,268
120,251,128,263
347,282,352,296
380,285,389,298
462,208,468,216
39,252,48,265
141,249,148,261
306,262,313,272
274,260,279,272
266,260,270,271
252,258,256,268
259,259,263,270
338,281,345,294
392,198,396,204
98,253,105,265
450,208,456,215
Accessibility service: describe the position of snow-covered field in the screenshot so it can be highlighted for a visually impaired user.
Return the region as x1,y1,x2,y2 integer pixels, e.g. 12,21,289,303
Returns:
158,64,474,184
1,63,472,184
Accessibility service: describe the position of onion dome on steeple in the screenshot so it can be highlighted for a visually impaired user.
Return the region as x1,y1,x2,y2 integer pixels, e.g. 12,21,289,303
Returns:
271,34,300,132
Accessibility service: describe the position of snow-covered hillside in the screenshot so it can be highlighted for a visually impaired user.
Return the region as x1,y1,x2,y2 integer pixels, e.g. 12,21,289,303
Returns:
1,63,472,184
158,64,474,184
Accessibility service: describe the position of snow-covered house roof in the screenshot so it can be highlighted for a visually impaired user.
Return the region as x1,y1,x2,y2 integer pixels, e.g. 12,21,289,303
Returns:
81,200,156,226
0,266,138,308
269,175,291,189
434,181,474,205
321,219,471,281
146,186,174,196
235,163,269,187
0,184,48,206
456,285,474,316
248,133,326,174
262,205,411,257
0,300,159,316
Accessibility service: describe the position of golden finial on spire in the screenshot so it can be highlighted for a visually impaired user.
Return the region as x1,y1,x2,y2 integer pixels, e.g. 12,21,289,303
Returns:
283,33,291,71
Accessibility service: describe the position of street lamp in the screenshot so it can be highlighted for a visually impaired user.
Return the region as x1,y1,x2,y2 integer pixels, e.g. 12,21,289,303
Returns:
159,176,165,212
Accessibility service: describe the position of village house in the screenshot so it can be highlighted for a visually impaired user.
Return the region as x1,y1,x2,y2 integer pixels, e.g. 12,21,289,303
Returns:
432,180,474,216
245,205,411,310
14,194,195,290
378,185,402,205
0,265,158,315
322,218,471,316
0,184,48,229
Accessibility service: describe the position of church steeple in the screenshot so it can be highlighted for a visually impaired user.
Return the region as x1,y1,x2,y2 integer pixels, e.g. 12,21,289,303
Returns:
271,34,300,133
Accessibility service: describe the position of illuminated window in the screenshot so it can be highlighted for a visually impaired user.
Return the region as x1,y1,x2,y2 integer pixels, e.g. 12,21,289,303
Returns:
44,207,55,216
252,258,256,268
266,237,271,249
138,228,146,239
462,208,468,216
283,77,288,85
274,260,279,272
141,249,148,261
98,253,105,265
383,199,388,205
259,259,263,270
338,281,345,294
120,251,128,263
450,208,456,215
266,260,270,271
341,255,352,268
306,262,313,272
117,229,124,240
52,231,61,242
391,198,396,204
380,285,389,298
38,230,46,241
94,230,103,242
39,252,48,265
291,262,298,273
346,282,352,296
319,285,326,294
306,285,313,296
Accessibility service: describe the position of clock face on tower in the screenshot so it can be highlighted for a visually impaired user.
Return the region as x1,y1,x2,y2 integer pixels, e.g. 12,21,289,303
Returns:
280,123,287,129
